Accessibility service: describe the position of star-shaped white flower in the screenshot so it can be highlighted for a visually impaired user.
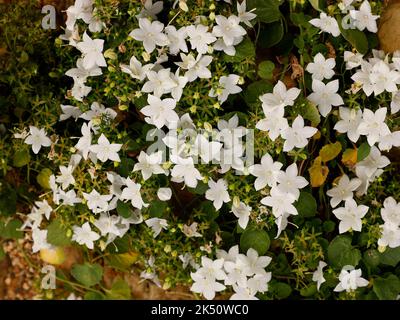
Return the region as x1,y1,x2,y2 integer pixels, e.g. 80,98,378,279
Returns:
261,187,298,218
72,222,100,250
142,68,176,97
333,198,369,233
357,108,391,146
141,94,179,129
56,165,75,190
190,272,226,300
306,53,336,81
133,151,165,180
120,178,148,209
186,24,217,54
145,217,168,238
120,55,153,81
312,261,327,291
165,25,188,55
83,189,112,213
276,163,309,200
334,107,363,143
129,18,169,53
212,15,246,46
350,0,379,33
170,156,203,188
237,0,257,27
205,178,231,210
281,115,318,152
334,266,369,292
24,126,52,154
32,229,53,253
326,174,362,208
89,134,122,162
76,32,107,69
231,201,252,229
259,80,301,112
249,153,283,190
209,74,242,103
308,79,344,117
309,12,340,37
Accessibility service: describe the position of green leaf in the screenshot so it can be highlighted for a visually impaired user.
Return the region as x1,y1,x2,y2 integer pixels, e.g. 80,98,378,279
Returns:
13,148,30,167
300,284,318,297
0,219,23,239
0,245,6,262
248,0,281,23
339,19,369,54
270,281,292,299
258,61,275,80
106,278,131,300
319,142,342,162
148,200,167,218
379,247,400,267
327,235,361,269
243,81,273,108
116,200,133,219
36,168,52,190
294,98,321,126
224,37,255,62
308,0,323,11
294,191,317,218
46,218,71,246
357,142,371,162
84,292,105,300
0,185,17,216
71,263,103,287
373,274,400,300
117,158,134,178
240,227,270,255
363,249,380,268
259,20,284,48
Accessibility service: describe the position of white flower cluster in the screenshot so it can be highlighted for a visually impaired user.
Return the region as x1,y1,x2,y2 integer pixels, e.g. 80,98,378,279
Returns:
191,246,271,300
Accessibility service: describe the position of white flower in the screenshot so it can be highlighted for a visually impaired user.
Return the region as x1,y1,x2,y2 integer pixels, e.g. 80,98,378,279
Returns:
209,74,242,103
59,189,82,206
249,153,282,190
381,197,400,227
378,224,400,248
89,134,122,162
378,131,400,151
312,261,327,291
355,146,390,179
65,58,102,83
177,53,213,82
34,200,53,220
306,53,335,81
76,32,106,69
205,178,231,210
133,151,165,180
369,61,400,95
80,102,117,123
256,108,288,141
212,15,246,46
157,187,172,201
334,266,369,292
140,95,179,129
129,18,169,53
326,175,362,208
217,114,246,149
72,222,100,249
237,0,257,27
142,68,176,97
120,178,148,209
247,273,271,294
194,134,222,164
231,201,252,229
93,213,121,237
32,229,53,253
136,0,163,19
190,272,226,300
75,123,92,160
170,156,203,188
391,91,400,114
165,26,188,55
308,79,344,117
196,257,227,280
309,12,340,37
350,1,379,33
120,56,153,81
59,105,83,121
145,218,168,238
334,107,363,143
240,248,272,276
333,199,369,233
24,126,52,154
186,24,217,54
83,189,112,213
171,69,188,101
56,166,75,190
259,80,301,112
281,115,318,152
276,163,309,200
230,286,258,300
358,108,391,146
344,51,364,70
261,187,298,218
183,222,202,238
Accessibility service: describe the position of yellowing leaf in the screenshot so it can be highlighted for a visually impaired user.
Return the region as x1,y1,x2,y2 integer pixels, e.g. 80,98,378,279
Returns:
309,156,329,187
342,148,358,167
319,142,342,162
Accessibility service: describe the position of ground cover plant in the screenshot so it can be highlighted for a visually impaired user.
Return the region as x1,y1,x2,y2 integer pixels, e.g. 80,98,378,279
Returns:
1,0,400,300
